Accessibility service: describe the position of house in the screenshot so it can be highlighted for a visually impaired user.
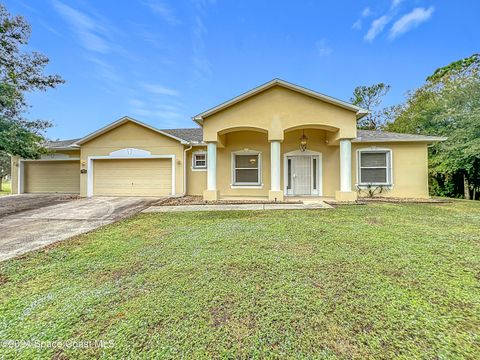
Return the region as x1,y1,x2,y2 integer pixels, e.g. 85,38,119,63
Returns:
10,79,446,201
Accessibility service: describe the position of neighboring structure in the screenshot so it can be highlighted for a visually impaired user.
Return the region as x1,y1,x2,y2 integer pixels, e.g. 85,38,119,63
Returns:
10,79,446,201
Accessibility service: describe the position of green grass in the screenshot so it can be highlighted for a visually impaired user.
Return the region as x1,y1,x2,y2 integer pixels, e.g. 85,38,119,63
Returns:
0,181,11,196
1,201,479,359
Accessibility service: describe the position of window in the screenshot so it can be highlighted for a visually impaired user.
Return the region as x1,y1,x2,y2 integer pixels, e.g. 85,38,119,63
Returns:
192,152,207,169
232,151,261,185
358,149,392,185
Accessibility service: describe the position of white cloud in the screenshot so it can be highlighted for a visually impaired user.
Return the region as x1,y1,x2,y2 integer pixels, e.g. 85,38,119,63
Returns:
364,15,390,42
353,7,373,30
389,7,435,39
51,0,113,54
391,0,403,9
144,1,180,25
352,19,362,30
362,7,372,17
315,39,333,57
141,83,179,96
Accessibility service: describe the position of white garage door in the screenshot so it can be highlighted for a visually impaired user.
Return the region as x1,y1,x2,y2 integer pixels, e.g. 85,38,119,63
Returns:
93,158,172,196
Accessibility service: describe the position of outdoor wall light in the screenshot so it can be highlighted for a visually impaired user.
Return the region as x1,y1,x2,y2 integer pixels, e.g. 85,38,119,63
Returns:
300,129,308,152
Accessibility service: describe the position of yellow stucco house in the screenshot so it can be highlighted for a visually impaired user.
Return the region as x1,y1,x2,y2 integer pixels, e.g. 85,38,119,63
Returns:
10,79,446,201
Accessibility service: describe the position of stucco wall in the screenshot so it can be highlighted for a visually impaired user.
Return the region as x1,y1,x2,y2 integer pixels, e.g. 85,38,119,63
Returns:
202,85,358,142
186,147,207,195
352,142,429,198
79,121,184,197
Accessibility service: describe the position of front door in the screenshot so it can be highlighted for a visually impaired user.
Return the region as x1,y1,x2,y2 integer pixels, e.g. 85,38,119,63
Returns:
286,155,320,196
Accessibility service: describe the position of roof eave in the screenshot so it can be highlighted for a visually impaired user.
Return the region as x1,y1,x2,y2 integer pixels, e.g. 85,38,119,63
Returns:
74,116,189,145
352,137,448,143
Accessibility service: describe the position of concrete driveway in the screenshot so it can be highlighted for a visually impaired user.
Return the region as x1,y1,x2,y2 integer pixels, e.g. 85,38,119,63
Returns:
0,196,160,262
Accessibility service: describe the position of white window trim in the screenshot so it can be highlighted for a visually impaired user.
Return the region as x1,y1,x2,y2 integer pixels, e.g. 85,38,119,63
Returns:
356,147,393,187
191,150,207,171
231,150,263,188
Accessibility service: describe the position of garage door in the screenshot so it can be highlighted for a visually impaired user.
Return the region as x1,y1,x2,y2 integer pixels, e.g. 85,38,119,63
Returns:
93,158,172,196
24,160,80,194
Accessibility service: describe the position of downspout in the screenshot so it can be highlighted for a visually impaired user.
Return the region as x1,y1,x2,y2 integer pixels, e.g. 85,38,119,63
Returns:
183,145,193,195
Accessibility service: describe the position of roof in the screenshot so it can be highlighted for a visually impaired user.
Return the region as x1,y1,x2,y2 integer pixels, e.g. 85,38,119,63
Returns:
161,128,203,143
46,128,445,149
45,138,80,149
73,116,189,145
353,130,447,143
192,78,369,125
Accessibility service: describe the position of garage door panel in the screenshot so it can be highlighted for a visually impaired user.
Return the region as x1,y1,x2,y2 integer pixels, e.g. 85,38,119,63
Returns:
93,159,172,196
24,161,80,194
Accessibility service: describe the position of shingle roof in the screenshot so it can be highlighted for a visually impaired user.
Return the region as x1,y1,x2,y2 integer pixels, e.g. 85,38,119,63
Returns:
45,138,81,149
161,128,203,143
45,128,445,149
353,130,447,143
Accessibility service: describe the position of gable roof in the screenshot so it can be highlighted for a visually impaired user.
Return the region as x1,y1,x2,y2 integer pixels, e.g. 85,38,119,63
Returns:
73,116,189,145
192,78,369,125
353,130,447,143
45,138,81,149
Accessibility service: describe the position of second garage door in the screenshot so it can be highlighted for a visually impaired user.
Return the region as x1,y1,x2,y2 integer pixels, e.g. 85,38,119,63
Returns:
93,158,172,196
24,160,80,194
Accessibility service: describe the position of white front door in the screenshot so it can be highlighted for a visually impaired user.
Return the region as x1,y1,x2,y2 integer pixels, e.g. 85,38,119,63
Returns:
286,155,320,196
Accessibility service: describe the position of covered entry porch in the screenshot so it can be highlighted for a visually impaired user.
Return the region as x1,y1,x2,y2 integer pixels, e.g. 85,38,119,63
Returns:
202,126,357,202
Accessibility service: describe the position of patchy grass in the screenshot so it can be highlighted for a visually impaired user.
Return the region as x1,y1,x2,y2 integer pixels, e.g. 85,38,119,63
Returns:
0,181,10,196
0,201,479,359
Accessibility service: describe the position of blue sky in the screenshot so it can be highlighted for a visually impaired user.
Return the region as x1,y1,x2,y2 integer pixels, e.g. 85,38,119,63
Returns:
4,0,480,140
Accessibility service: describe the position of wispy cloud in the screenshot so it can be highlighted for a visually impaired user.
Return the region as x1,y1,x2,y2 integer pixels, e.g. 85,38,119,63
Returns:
51,0,115,54
362,7,373,17
364,15,390,42
315,39,333,57
190,0,216,80
389,7,435,39
141,83,179,96
391,0,403,9
352,7,373,30
143,1,180,25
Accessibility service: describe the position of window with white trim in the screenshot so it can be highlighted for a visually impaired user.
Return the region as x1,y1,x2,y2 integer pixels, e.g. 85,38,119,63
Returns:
192,152,207,169
232,151,261,185
358,149,392,185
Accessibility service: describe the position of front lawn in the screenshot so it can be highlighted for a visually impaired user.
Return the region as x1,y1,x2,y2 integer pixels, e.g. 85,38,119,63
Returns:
0,201,479,359
0,181,10,196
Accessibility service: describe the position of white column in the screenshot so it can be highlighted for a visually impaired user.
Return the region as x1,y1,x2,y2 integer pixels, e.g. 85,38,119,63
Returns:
18,160,24,194
207,142,217,191
340,139,352,192
270,141,281,192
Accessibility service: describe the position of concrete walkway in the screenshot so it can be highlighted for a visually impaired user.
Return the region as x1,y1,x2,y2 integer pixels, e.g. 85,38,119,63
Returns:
143,201,333,213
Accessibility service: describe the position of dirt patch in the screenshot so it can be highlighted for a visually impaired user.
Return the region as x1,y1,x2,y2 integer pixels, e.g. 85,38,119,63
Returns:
366,217,383,225
0,194,79,217
153,196,301,206
359,197,452,204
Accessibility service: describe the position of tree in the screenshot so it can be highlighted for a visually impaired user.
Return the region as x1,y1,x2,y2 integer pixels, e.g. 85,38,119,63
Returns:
387,54,480,200
0,151,10,191
350,83,391,130
0,4,64,158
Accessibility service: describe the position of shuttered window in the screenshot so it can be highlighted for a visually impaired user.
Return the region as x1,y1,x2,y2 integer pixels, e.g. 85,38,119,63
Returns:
358,150,392,185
